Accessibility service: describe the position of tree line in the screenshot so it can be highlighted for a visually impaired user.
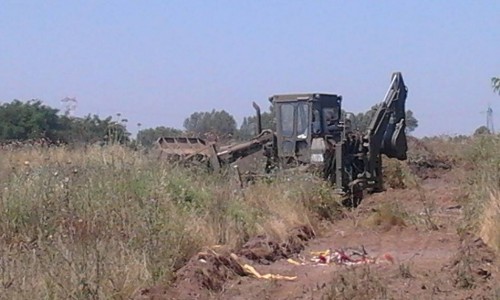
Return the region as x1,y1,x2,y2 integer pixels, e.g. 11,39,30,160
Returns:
5,75,500,146
0,100,128,145
0,98,422,147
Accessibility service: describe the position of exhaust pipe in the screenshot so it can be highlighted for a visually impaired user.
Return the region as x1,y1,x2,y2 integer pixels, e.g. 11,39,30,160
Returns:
252,102,262,134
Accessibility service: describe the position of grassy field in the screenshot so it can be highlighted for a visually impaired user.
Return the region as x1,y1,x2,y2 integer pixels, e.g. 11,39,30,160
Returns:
0,135,498,299
410,134,500,252
0,145,340,299
460,135,500,253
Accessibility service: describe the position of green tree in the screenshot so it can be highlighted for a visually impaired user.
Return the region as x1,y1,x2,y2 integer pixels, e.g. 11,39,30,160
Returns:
347,105,418,133
405,110,419,133
183,109,237,139
137,126,183,147
61,114,130,145
474,125,491,136
0,99,130,145
0,99,65,141
347,106,377,133
238,106,275,140
492,77,500,95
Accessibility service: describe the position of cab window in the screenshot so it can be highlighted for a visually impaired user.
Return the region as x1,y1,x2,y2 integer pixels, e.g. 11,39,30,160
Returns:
323,107,339,128
296,103,309,139
279,103,294,137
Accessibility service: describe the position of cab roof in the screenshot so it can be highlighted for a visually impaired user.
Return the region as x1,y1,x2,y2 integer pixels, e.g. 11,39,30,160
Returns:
269,93,341,103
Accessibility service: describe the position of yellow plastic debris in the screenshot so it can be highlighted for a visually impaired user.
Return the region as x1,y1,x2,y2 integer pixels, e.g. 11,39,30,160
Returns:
243,264,297,281
286,258,302,266
260,273,297,280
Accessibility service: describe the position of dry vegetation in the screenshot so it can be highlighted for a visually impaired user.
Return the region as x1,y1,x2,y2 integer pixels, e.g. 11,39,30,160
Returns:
319,134,500,300
0,145,339,299
460,135,500,252
0,134,499,299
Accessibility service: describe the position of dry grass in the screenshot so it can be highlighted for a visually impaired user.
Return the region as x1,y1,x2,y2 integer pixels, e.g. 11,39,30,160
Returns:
479,192,500,254
383,158,419,190
417,135,500,254
415,135,467,164
322,266,389,300
360,202,407,230
459,135,500,253
0,145,338,299
2,135,498,299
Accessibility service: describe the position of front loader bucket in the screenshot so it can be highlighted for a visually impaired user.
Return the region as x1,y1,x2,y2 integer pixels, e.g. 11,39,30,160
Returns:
156,137,220,169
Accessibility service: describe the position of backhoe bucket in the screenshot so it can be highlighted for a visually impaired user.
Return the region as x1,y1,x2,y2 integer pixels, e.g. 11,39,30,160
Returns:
379,72,408,160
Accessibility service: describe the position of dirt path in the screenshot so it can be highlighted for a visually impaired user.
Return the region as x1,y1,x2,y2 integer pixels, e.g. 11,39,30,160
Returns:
139,170,499,300
216,173,468,300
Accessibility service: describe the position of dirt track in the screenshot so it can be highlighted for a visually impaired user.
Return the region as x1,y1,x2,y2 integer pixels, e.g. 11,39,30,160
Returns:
139,169,499,300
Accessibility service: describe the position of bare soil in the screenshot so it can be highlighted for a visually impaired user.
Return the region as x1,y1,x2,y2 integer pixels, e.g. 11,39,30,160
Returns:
137,166,499,300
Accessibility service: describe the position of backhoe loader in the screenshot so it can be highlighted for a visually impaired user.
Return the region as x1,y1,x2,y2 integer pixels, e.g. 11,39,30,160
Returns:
157,72,408,206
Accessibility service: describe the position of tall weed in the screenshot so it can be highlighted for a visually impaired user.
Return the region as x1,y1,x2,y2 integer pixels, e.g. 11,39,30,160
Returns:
0,145,330,299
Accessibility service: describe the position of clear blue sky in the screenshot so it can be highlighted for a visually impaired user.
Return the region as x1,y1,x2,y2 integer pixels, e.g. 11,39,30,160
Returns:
1,1,499,137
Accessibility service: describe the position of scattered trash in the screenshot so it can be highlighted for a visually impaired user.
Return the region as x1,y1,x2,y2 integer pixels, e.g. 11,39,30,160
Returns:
283,246,395,268
309,246,394,266
180,244,393,294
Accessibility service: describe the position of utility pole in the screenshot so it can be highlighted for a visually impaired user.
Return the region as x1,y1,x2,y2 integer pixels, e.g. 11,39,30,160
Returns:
486,104,495,134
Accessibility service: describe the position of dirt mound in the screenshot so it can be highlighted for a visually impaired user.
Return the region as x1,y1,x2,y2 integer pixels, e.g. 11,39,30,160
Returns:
444,233,498,290
238,225,315,264
407,137,453,179
176,249,247,292
408,157,452,179
136,248,248,300
136,226,314,300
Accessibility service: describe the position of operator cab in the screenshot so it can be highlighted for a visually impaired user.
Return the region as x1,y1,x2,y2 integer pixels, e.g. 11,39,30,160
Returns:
269,93,342,165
